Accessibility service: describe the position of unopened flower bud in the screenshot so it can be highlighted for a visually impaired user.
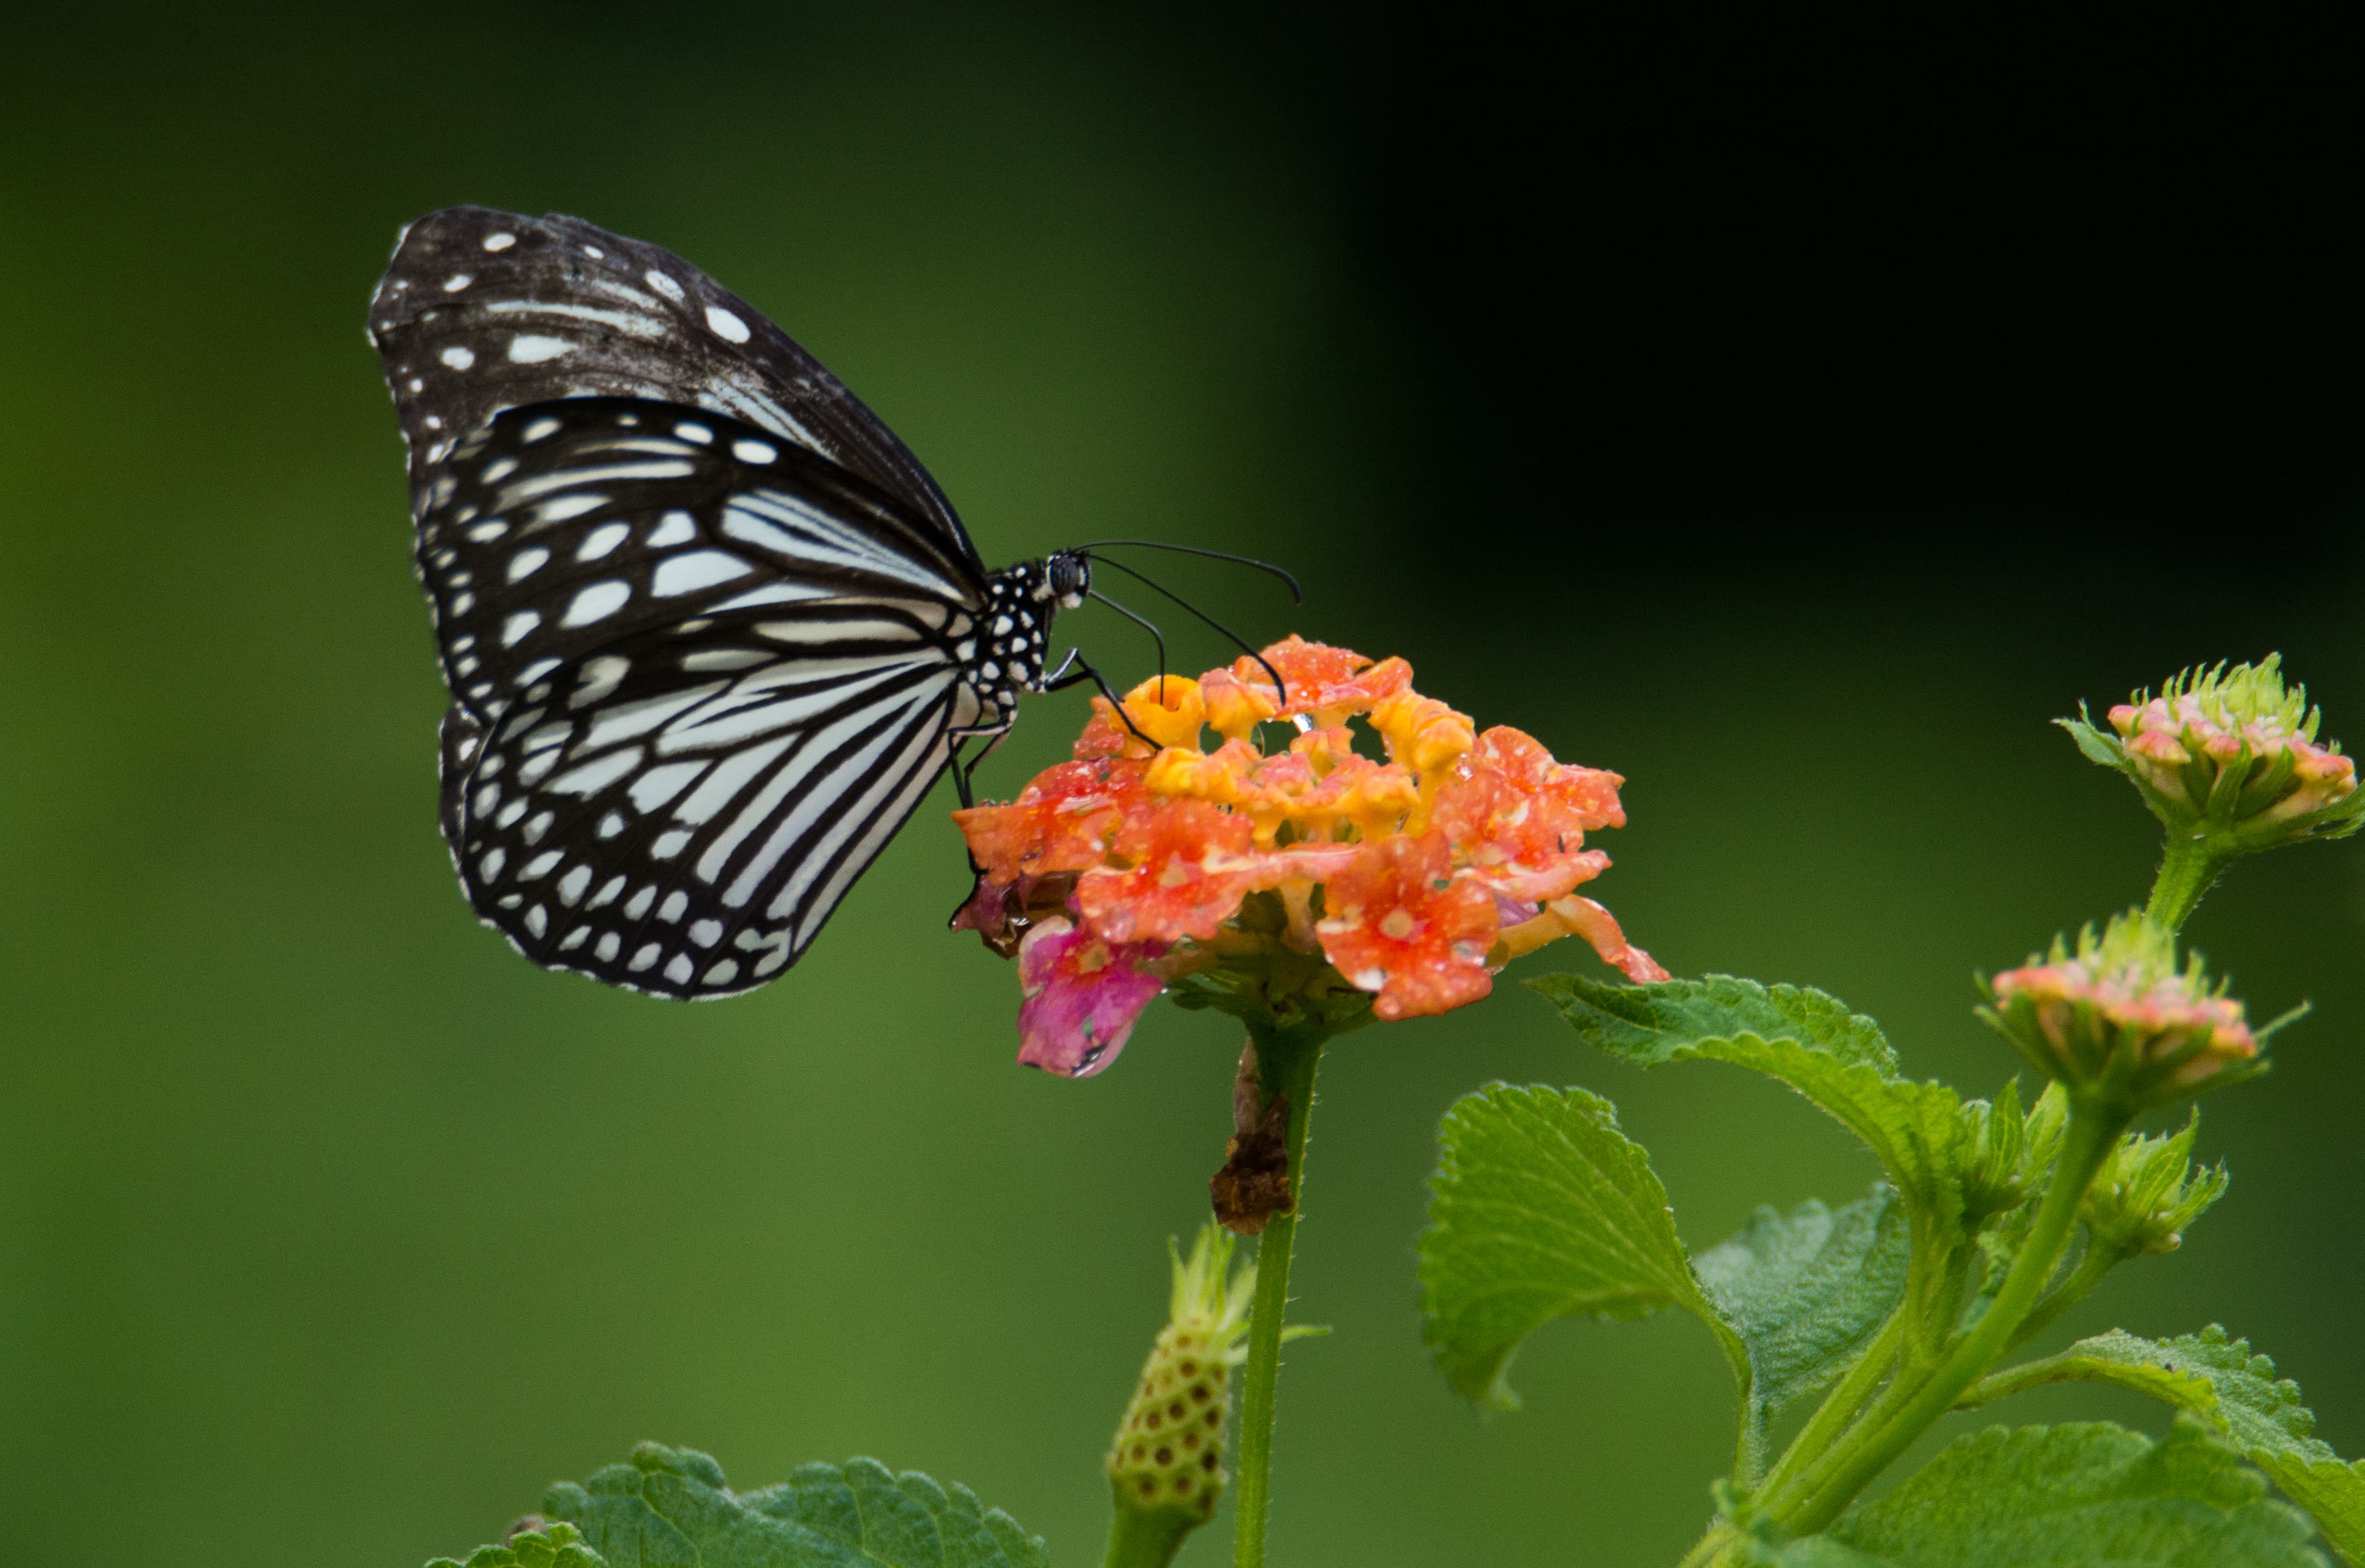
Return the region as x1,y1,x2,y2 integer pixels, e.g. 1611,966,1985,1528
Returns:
1957,1078,2054,1227
1982,911,2268,1110
1106,1226,1255,1562
2061,655,2362,854
2082,1110,2230,1259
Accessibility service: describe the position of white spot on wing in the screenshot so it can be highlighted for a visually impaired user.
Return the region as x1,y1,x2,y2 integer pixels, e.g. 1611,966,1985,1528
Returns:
507,546,549,582
523,416,562,443
442,273,473,293
704,305,751,342
536,493,607,524
563,581,632,626
440,346,475,370
576,522,630,561
644,270,685,302
571,653,631,708
731,438,777,464
508,334,575,364
549,748,644,796
673,421,713,445
652,551,754,596
501,610,541,646
646,511,697,549
629,760,706,812
664,953,695,985
483,232,517,251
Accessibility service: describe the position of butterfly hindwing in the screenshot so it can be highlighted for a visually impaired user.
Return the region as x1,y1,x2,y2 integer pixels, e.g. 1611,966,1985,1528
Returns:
439,597,972,997
370,205,977,572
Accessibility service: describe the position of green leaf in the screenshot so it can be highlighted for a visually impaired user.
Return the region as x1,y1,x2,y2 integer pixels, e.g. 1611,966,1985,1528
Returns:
1529,974,1967,1223
1694,1185,1908,1439
539,1444,1051,1568
1967,1328,2365,1564
1419,1083,1745,1410
1767,1421,2324,1567
1527,972,1898,1074
431,1521,608,1568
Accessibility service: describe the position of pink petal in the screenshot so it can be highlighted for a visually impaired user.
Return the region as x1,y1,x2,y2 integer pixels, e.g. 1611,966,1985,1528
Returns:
1014,918,1170,1078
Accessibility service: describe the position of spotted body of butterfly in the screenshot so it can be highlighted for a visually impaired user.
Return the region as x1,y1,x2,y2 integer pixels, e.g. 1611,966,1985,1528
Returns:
368,206,1093,997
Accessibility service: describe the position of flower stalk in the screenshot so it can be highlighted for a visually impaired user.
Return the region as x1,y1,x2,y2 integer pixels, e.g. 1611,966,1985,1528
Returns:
2143,835,2223,935
1231,1024,1325,1568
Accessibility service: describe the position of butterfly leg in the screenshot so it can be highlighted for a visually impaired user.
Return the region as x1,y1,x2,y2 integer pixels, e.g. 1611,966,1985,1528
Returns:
949,737,976,810
948,730,1013,811
1043,649,1160,749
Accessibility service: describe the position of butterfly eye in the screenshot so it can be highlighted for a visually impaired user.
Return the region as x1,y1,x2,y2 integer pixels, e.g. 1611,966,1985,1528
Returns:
1049,552,1092,607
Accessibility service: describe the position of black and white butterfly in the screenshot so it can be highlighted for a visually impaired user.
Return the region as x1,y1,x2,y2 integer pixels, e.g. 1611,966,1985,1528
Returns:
368,206,1119,998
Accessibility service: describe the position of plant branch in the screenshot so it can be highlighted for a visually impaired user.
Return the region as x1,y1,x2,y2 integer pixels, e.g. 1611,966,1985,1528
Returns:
1755,1304,1908,1504
1777,1102,2128,1535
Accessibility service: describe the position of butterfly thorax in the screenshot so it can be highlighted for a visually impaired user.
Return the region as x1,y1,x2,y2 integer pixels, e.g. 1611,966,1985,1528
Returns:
958,552,1089,733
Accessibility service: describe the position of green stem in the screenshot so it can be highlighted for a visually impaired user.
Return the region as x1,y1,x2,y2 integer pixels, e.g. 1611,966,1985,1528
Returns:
1232,1030,1324,1568
1779,1103,2127,1535
1105,1499,1197,1568
2000,1237,2117,1355
1951,1344,2100,1412
2145,836,2223,934
1755,1304,1908,1503
1673,1526,1738,1568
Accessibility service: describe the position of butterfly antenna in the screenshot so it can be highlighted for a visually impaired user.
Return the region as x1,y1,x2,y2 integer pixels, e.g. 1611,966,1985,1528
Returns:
1083,553,1288,706
1070,540,1303,604
1086,589,1170,705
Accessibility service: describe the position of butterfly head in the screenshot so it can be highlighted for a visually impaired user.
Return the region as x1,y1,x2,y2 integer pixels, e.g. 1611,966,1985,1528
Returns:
1043,550,1091,610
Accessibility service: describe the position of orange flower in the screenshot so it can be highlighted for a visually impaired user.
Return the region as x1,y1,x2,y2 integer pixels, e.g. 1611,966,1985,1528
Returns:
1312,833,1500,1020
953,637,1663,1064
1080,797,1261,945
1433,727,1626,904
1232,636,1413,721
956,757,1152,883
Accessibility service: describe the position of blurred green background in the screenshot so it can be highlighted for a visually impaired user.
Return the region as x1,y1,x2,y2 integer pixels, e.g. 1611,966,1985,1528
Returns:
6,9,2363,1565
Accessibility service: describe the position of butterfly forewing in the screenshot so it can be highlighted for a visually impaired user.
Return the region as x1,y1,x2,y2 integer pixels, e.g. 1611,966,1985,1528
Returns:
419,396,984,715
370,206,976,569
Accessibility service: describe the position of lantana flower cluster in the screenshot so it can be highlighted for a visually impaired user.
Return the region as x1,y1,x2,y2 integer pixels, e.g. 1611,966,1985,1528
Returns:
953,637,1665,1077
2070,655,2361,846
1983,912,2263,1107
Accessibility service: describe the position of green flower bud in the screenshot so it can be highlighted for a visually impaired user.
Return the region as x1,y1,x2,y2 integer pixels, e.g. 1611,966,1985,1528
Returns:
2060,655,2363,854
2083,1110,2230,1259
1981,912,2269,1112
1106,1226,1255,1566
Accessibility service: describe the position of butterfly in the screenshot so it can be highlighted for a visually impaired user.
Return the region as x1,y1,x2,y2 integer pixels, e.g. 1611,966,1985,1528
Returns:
367,206,1119,998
